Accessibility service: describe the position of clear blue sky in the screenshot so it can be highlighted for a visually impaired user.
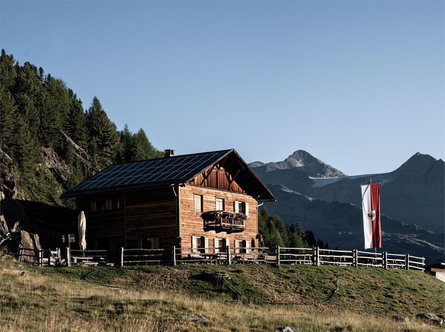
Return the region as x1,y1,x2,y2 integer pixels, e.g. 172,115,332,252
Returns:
1,0,444,175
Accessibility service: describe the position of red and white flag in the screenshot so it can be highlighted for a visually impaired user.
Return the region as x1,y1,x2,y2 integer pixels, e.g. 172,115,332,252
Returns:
361,183,381,249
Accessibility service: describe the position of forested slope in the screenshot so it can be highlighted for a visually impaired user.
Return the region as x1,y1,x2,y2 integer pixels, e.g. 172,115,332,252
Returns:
0,50,163,207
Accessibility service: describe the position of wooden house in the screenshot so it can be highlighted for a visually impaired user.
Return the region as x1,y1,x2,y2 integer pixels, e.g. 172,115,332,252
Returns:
62,149,275,252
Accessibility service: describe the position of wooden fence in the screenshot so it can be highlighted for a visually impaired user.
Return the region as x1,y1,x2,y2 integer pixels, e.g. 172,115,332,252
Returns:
16,246,425,271
17,247,62,266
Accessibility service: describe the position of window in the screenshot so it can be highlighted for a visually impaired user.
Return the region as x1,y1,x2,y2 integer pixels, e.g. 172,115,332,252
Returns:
234,239,242,254
234,239,248,254
113,199,121,210
245,239,250,254
192,235,207,254
215,197,225,211
105,199,113,211
141,237,160,249
194,194,203,212
234,201,249,217
214,238,225,253
90,200,96,212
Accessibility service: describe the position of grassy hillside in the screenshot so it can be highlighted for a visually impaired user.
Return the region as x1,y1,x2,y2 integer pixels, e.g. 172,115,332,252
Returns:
1,256,444,331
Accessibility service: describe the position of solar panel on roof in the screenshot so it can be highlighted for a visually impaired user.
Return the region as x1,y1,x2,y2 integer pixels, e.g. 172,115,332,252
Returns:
63,149,232,196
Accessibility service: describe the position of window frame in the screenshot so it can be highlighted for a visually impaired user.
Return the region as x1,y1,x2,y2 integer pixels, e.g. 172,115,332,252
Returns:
193,194,203,213
215,197,225,211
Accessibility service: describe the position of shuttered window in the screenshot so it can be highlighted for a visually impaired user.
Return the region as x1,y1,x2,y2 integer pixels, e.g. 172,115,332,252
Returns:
214,238,223,253
194,194,203,212
221,238,227,252
215,197,224,211
91,200,96,212
105,199,113,211
192,235,207,253
234,201,248,217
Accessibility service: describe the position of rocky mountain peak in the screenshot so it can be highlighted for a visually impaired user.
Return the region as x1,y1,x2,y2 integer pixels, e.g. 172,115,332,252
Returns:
250,150,346,178
393,152,440,176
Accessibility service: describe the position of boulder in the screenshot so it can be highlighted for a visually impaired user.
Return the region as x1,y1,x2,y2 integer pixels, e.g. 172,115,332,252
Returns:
0,215,8,235
416,312,443,326
275,327,296,332
18,230,41,263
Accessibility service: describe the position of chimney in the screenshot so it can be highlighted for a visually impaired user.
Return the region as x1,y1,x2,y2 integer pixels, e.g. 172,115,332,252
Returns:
164,149,175,158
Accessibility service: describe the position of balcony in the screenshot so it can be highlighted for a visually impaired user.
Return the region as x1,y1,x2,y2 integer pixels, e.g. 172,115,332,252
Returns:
201,210,246,233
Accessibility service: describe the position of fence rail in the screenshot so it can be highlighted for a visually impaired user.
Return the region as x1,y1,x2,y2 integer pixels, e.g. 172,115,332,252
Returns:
16,246,425,271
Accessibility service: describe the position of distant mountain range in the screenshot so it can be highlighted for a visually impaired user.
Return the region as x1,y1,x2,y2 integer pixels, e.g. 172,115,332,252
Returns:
250,151,445,264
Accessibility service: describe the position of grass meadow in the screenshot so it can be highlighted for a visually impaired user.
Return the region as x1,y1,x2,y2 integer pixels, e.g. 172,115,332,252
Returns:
0,256,444,331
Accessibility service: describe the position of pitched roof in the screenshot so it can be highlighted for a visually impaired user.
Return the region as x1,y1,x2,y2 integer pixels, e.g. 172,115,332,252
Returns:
62,149,275,201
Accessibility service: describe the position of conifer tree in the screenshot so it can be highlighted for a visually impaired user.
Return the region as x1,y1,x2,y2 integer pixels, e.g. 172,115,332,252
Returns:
117,125,136,163
0,87,16,153
87,97,118,168
258,208,325,249
133,128,158,160
65,95,88,149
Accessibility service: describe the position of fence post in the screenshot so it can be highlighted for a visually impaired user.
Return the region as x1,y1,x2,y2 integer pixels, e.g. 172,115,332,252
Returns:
353,249,357,268
314,247,320,266
383,252,387,269
38,249,43,266
226,245,231,265
172,246,176,266
277,246,281,265
65,247,71,267
405,254,409,270
120,247,124,267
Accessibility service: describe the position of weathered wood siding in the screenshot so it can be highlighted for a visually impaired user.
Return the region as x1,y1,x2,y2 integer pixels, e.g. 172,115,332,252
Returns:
178,185,258,249
125,187,177,249
76,187,177,250
77,193,125,249
189,165,245,193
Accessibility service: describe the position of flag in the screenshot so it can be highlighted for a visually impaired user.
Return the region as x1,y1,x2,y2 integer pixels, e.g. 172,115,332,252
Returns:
361,183,381,249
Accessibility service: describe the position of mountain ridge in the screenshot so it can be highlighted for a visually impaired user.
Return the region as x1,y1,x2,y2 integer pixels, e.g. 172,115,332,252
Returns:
251,150,345,178
250,150,445,263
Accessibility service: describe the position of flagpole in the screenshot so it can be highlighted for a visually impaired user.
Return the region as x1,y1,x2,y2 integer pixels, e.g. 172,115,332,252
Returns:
369,178,377,261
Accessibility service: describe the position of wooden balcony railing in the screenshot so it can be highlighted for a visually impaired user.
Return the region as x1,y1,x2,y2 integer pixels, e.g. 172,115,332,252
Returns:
201,210,246,233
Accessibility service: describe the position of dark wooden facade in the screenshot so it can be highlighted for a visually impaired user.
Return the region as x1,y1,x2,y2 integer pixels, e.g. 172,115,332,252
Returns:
77,187,177,251
68,150,274,251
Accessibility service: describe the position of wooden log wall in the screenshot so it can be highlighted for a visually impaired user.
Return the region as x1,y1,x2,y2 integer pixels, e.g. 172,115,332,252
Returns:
125,188,177,249
77,194,125,249
178,184,258,251
77,187,177,250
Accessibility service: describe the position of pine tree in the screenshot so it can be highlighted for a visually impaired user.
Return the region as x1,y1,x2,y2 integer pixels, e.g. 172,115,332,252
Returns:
274,216,289,246
0,87,16,154
0,49,17,89
65,95,88,149
87,97,118,168
117,125,136,163
133,128,158,160
304,230,316,247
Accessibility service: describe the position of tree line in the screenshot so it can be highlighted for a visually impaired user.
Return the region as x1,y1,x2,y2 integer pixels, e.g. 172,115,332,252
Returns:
258,208,328,249
0,50,162,205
